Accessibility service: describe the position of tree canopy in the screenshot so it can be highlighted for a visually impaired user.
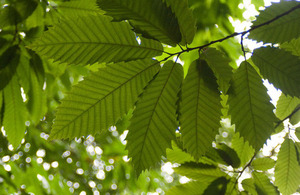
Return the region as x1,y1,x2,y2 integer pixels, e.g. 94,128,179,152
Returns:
0,0,300,194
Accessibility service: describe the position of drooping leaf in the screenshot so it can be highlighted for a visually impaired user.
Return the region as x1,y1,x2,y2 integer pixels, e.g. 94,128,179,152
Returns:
0,46,21,90
126,61,183,174
200,48,233,93
97,0,181,46
228,61,275,151
252,47,300,97
180,59,222,159
276,93,300,120
252,171,279,195
248,1,300,44
231,132,255,166
30,15,163,65
275,138,300,195
174,162,227,181
56,0,103,17
163,0,196,45
3,75,27,149
166,141,195,164
50,59,160,140
281,37,300,58
251,157,275,171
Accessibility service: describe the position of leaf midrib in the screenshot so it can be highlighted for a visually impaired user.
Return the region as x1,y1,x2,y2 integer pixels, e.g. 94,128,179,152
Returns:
51,61,159,137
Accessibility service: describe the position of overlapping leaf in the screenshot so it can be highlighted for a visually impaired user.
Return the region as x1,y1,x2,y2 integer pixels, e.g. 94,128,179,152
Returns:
50,59,160,140
30,15,163,65
97,0,181,46
231,133,255,166
3,76,27,149
276,93,300,120
200,48,233,93
275,138,300,195
166,141,195,164
248,1,300,44
180,60,222,159
56,0,102,17
126,61,183,174
252,47,300,97
281,37,300,58
0,91,3,127
167,181,212,195
228,62,275,151
163,0,196,45
253,171,279,195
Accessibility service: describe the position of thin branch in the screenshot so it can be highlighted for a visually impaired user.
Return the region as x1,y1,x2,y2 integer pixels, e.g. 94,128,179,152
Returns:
163,4,300,62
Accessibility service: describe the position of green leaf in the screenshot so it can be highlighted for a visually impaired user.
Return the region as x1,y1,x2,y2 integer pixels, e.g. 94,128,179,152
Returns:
252,0,265,10
295,127,300,141
276,93,300,120
228,61,275,151
174,162,227,181
251,157,275,171
231,132,255,166
0,91,3,127
281,37,300,58
163,0,196,45
180,60,222,159
97,0,181,46
50,59,160,140
275,138,300,195
0,46,21,90
167,181,212,195
203,177,229,195
248,1,300,44
200,48,233,93
166,141,195,164
30,15,163,65
126,61,183,174
290,108,300,125
216,143,241,168
56,0,103,17
3,75,27,149
242,178,258,195
252,171,279,195
252,47,300,97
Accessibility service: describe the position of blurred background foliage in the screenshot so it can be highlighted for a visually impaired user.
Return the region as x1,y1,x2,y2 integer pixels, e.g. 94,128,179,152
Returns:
0,0,274,194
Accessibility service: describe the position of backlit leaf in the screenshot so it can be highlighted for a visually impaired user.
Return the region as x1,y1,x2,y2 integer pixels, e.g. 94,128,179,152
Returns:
127,61,183,174
252,47,300,97
50,59,160,140
180,59,222,159
276,93,300,120
248,1,300,44
228,61,275,151
3,76,27,149
30,15,163,65
275,138,300,195
97,0,181,46
251,157,275,171
231,132,255,166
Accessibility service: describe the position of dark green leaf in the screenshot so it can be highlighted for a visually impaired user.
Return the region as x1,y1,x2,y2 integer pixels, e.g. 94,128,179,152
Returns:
0,46,20,90
216,143,241,168
97,0,181,45
180,60,222,159
281,37,300,58
127,61,183,174
290,108,300,125
228,61,275,151
167,181,211,195
203,177,228,195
